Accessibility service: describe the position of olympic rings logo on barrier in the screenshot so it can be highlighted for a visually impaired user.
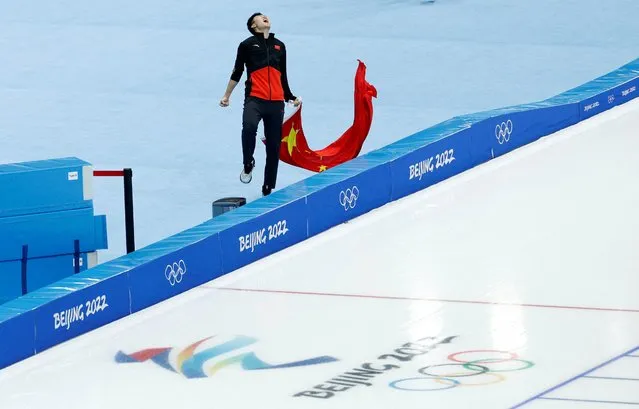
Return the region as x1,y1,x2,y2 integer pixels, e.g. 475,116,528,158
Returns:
165,260,187,286
389,350,534,392
495,120,513,144
339,186,360,211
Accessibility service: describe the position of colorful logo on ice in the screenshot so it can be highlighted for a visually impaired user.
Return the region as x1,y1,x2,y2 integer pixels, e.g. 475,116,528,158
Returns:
115,335,339,379
389,349,535,391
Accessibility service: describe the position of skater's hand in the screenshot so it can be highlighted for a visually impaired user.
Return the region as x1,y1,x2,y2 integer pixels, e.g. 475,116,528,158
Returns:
219,96,230,107
292,97,302,107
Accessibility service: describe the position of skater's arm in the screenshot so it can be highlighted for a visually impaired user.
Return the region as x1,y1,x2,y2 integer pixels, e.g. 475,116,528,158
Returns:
230,43,246,83
222,79,239,98
280,46,297,103
221,43,245,106
220,79,239,107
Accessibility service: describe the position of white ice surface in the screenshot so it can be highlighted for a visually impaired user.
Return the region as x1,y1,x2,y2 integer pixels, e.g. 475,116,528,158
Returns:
0,92,637,409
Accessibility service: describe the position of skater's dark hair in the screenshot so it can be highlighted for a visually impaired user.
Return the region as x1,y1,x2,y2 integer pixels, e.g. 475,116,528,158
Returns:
247,12,263,35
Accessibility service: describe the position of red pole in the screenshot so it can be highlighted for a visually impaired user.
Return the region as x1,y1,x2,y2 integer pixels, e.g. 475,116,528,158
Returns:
93,169,135,253
93,170,124,177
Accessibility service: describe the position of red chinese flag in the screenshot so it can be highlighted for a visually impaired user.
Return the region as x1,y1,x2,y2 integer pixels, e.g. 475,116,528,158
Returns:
272,60,377,173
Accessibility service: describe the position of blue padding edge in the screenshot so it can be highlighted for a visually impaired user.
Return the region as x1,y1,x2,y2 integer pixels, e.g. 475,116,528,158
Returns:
1,57,637,370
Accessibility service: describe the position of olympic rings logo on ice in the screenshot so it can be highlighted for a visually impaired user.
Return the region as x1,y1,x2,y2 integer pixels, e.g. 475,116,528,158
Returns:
495,120,513,144
339,186,360,211
165,260,186,286
389,350,534,391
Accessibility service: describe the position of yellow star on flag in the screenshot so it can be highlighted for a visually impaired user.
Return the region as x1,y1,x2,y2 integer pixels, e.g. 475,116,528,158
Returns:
282,124,299,156
318,165,327,172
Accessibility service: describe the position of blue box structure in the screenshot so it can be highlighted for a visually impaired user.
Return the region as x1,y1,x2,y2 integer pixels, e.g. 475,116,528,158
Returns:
0,209,107,262
0,157,93,218
0,58,637,370
0,252,94,304
0,158,108,305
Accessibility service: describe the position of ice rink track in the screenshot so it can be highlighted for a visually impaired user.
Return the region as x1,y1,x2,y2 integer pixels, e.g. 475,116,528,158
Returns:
0,95,637,409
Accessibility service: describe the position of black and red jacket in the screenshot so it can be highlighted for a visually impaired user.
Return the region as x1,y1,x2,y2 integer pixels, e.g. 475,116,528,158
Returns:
230,33,296,102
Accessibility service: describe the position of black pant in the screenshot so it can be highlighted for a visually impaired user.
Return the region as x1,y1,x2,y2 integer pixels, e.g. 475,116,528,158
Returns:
242,97,285,190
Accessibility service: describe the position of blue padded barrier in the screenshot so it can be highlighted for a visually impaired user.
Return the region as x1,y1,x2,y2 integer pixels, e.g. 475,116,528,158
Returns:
127,233,222,312
464,102,580,163
547,59,639,120
1,269,132,353
388,127,474,200
0,57,637,370
218,189,309,273
614,78,639,107
0,308,34,369
304,154,392,237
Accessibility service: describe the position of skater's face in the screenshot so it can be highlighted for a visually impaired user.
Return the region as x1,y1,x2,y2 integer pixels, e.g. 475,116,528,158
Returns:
251,14,271,32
